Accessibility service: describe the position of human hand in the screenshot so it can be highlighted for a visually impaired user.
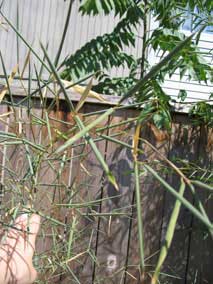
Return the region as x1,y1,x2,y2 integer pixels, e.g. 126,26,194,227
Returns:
0,214,40,284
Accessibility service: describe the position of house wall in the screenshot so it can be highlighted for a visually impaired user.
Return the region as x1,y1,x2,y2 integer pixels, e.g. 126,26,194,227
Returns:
0,0,143,79
162,34,212,103
149,19,213,103
0,0,212,102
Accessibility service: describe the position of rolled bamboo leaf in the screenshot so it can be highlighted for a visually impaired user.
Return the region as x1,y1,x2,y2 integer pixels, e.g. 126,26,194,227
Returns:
151,179,186,284
62,79,107,103
133,124,145,273
191,180,213,192
55,107,114,153
144,165,213,231
40,44,118,190
134,160,145,273
75,77,94,112
54,0,74,67
0,52,18,104
119,30,197,103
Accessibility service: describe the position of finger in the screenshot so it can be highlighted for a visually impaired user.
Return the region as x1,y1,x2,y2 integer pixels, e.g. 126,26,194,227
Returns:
27,214,41,247
23,214,41,258
8,214,40,258
4,214,29,246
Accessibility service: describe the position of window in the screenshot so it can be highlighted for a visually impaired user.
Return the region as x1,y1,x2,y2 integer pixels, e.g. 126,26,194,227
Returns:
182,8,213,34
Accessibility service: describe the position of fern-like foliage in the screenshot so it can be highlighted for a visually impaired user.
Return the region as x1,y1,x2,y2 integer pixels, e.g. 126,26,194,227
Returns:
60,3,144,81
79,0,134,16
61,0,212,111
92,74,138,96
150,28,213,84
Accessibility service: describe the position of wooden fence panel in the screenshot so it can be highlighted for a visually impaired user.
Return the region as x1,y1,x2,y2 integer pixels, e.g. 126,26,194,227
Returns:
0,105,8,220
0,95,212,283
186,126,213,284
125,123,170,284
35,108,74,283
94,108,138,284
3,108,30,207
160,116,201,284
65,104,111,284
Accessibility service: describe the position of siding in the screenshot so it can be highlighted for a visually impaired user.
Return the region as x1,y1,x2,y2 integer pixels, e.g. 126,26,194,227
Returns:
149,18,213,103
0,0,212,103
0,0,143,79
162,34,213,103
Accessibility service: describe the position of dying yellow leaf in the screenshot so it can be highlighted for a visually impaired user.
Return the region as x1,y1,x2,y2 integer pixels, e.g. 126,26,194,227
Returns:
61,79,107,103
0,64,18,103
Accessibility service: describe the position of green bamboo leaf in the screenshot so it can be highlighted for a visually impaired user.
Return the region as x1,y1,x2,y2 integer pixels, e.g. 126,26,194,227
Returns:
144,165,213,231
74,115,119,191
152,179,186,284
119,30,198,103
22,207,66,227
40,43,74,111
0,141,23,146
20,50,31,80
81,212,129,217
100,134,132,149
75,77,94,112
192,180,213,192
67,216,77,259
55,107,114,153
135,160,145,273
56,194,123,207
0,131,17,138
0,131,45,151
54,0,74,67
0,52,17,107
40,44,118,191
45,111,52,148
22,139,45,152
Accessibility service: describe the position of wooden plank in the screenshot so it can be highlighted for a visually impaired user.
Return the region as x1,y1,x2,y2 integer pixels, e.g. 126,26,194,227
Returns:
0,104,8,220
125,122,170,283
0,103,75,283
159,115,201,284
7,84,131,106
60,104,110,283
7,83,201,114
3,107,30,205
33,107,75,283
1,97,212,284
186,126,213,284
93,108,139,283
